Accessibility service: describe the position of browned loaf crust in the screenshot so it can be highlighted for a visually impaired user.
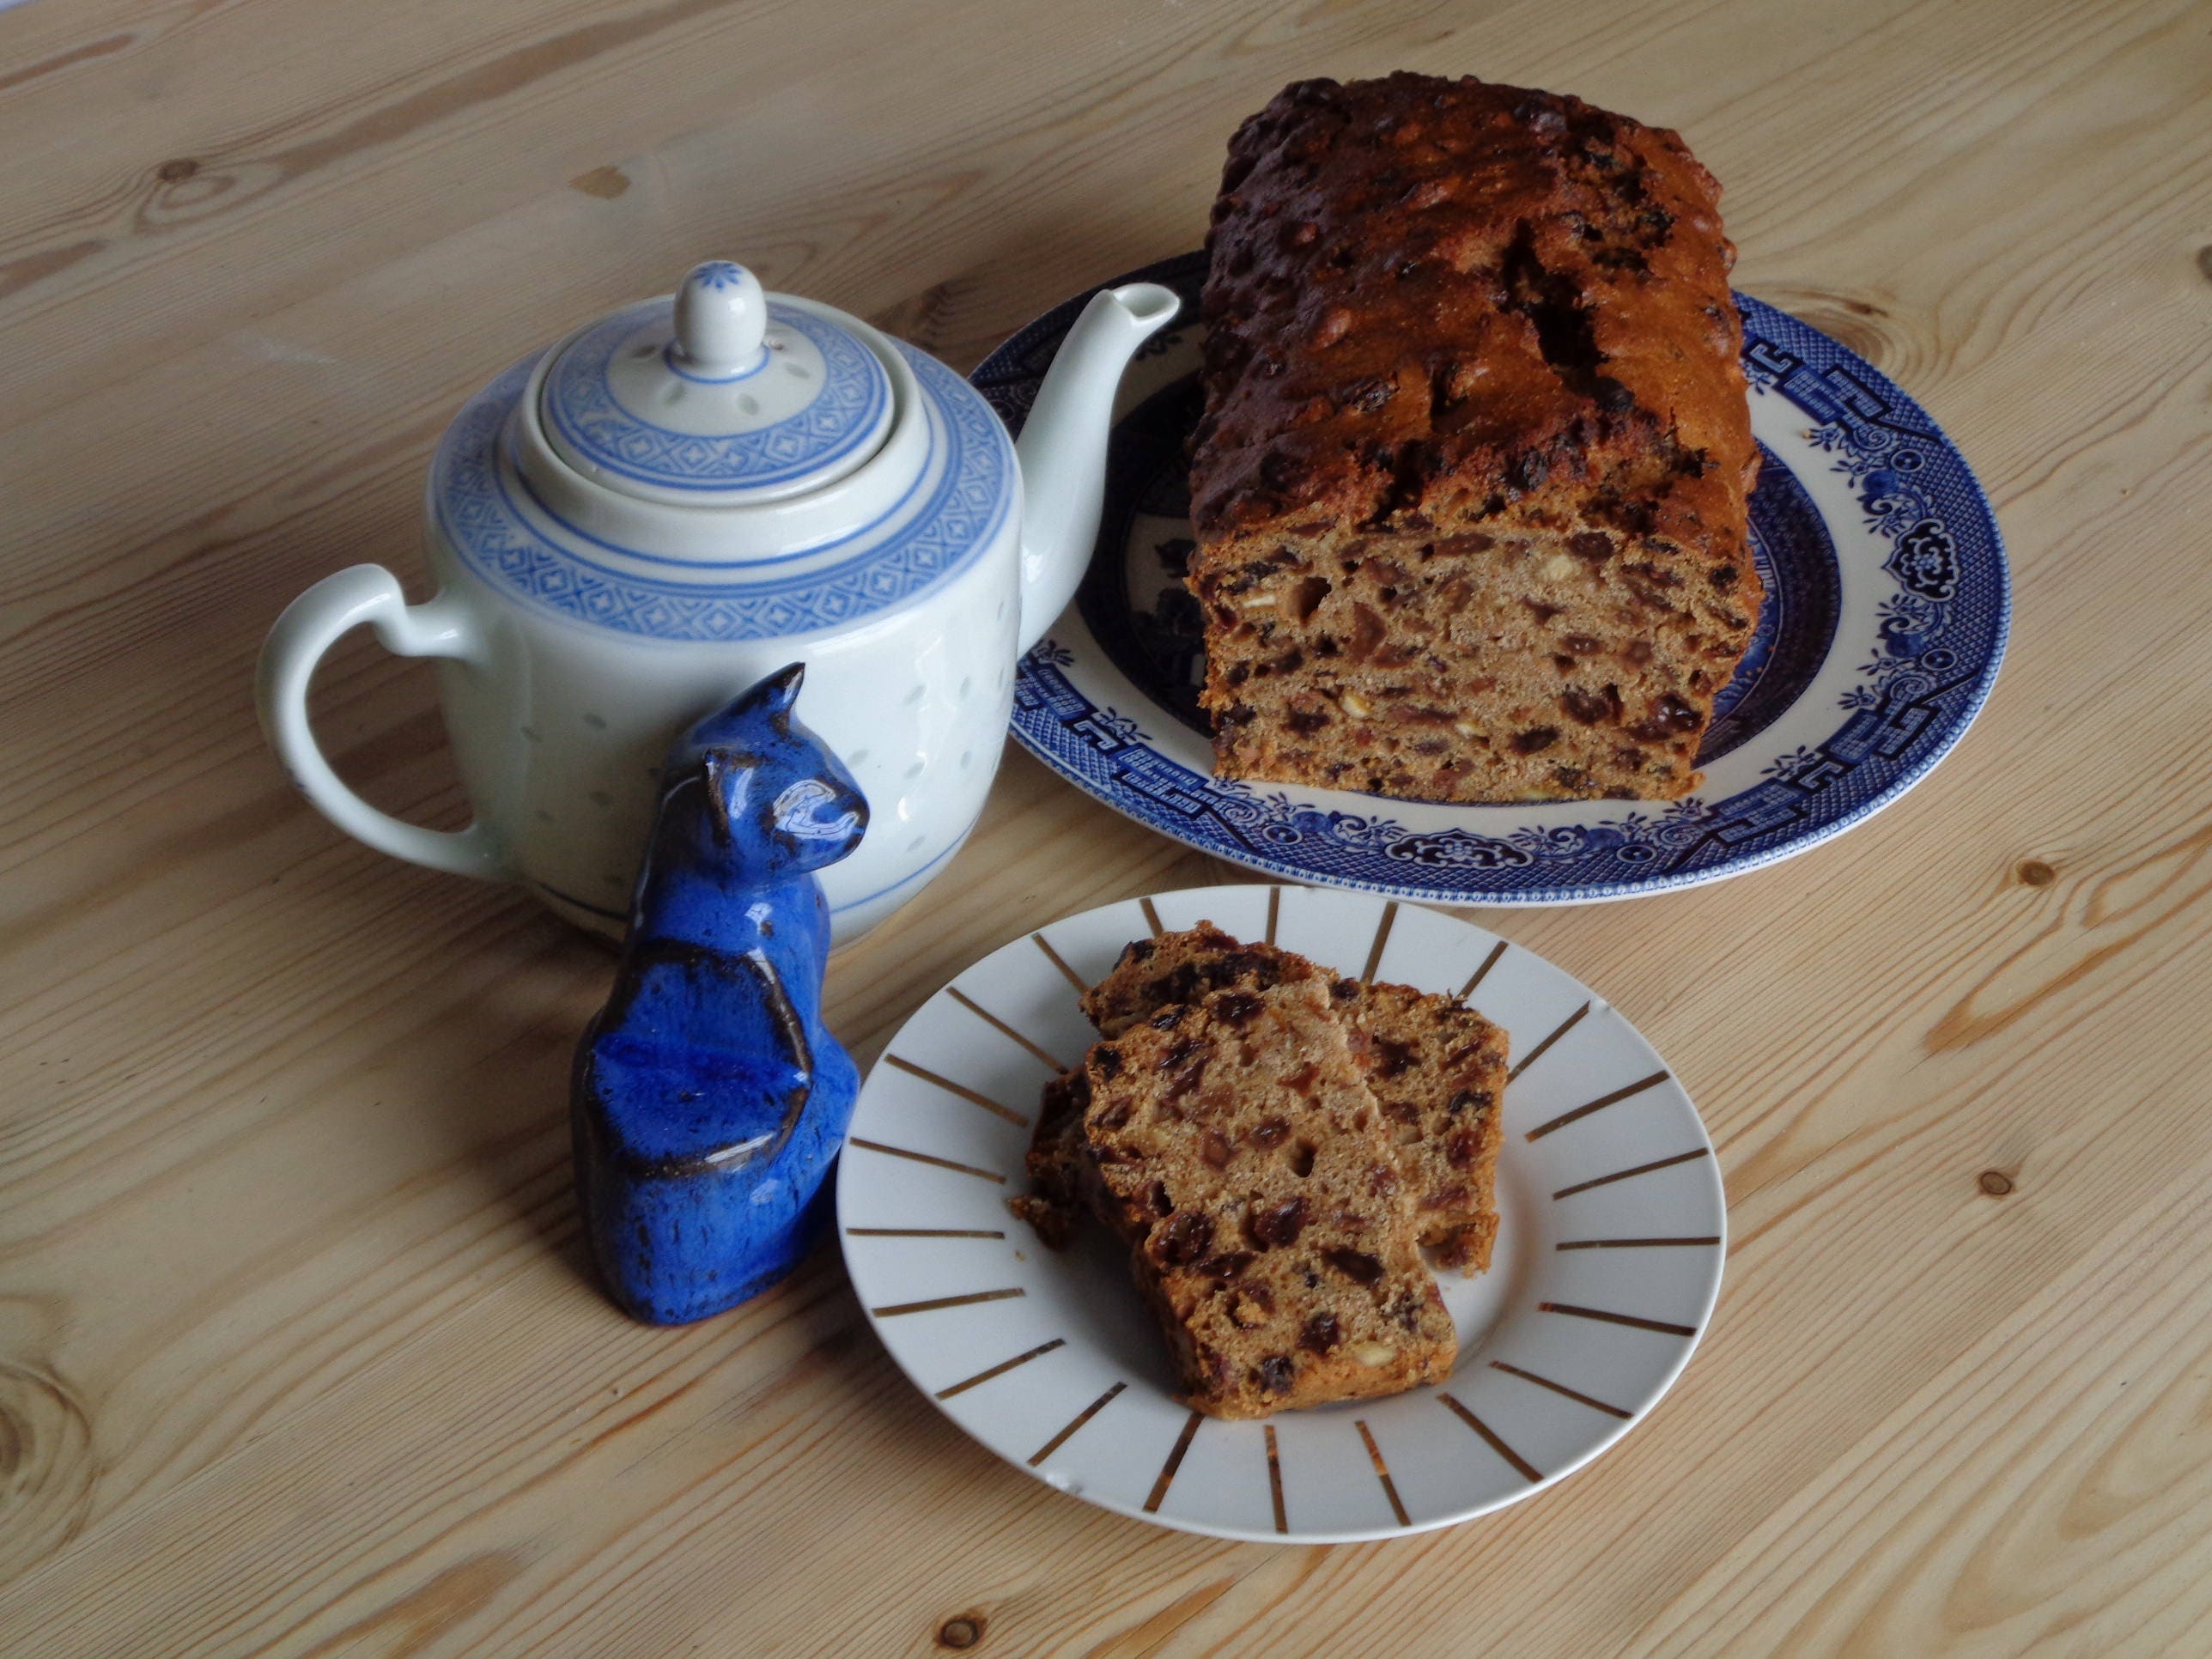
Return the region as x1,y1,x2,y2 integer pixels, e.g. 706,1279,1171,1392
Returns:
1069,977,1456,1417
1189,73,1761,801
1022,923,1506,1273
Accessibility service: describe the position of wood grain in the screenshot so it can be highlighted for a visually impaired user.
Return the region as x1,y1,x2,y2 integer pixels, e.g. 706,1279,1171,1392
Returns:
1,0,2209,1652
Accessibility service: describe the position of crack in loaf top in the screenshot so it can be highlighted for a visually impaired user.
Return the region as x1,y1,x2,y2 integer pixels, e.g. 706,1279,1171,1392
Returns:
1189,73,1757,550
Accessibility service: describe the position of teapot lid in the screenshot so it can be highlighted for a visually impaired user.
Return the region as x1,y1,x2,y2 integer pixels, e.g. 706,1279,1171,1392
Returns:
537,260,894,505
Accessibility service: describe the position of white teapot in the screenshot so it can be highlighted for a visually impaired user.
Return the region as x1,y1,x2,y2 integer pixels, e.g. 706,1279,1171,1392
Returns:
258,260,1175,942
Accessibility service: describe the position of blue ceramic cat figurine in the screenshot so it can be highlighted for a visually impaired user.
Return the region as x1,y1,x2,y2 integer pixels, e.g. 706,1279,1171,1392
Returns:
571,664,867,1325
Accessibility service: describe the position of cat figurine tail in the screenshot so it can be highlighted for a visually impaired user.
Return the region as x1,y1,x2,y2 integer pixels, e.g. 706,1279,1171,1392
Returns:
571,663,868,1325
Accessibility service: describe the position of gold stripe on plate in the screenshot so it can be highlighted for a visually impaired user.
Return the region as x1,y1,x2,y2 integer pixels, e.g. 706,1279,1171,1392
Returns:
1265,885,1282,945
848,1138,1006,1183
1145,1410,1204,1512
1556,1236,1722,1250
844,1226,1006,1239
1031,932,1089,996
1539,1302,1698,1337
1507,1000,1590,1083
1552,1146,1710,1200
936,1338,1066,1400
1360,900,1400,984
1437,1393,1541,1482
1264,1423,1287,1534
1458,938,1510,1000
1356,1419,1412,1528
1139,896,1165,939
1490,1360,1632,1420
1525,1071,1672,1141
871,1286,1025,1318
946,985,1067,1073
1027,1381,1127,1466
881,1054,1029,1127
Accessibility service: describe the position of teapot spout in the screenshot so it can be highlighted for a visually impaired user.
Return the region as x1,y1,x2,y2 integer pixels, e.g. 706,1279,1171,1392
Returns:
1012,282,1179,653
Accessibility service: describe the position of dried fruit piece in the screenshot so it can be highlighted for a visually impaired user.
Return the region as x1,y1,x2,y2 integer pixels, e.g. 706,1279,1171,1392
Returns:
1214,991,1265,1027
1325,1247,1386,1285
1561,687,1613,726
1156,1212,1214,1266
1627,692,1701,740
1251,1196,1308,1248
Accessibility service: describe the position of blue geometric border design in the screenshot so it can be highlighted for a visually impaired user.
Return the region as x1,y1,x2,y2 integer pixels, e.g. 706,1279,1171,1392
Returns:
542,302,888,491
979,253,2010,906
433,343,1014,642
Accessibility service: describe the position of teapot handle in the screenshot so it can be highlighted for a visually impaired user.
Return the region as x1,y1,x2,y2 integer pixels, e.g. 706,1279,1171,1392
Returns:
255,564,514,880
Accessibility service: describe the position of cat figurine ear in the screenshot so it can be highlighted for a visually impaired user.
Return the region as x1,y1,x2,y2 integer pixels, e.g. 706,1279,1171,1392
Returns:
688,661,805,750
570,663,866,1324
751,662,806,714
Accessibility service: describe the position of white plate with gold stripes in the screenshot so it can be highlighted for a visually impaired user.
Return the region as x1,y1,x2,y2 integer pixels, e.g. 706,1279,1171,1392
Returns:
837,883,1725,1543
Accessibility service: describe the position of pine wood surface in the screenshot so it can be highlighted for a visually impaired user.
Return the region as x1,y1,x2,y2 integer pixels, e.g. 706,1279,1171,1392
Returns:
1,0,2208,1652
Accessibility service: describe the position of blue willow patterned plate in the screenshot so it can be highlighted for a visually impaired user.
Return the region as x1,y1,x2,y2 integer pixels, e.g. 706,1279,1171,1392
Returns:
972,252,2008,905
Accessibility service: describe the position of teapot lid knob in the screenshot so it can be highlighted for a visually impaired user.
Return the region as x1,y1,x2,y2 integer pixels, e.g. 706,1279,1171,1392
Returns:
532,257,896,506
672,261,767,378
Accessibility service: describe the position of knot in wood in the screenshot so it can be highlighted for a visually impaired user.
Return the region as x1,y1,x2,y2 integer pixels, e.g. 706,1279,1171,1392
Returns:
936,1613,986,1649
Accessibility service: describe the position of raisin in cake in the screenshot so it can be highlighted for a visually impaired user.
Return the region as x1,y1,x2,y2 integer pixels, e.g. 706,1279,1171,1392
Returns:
1070,977,1455,1417
1188,73,1761,801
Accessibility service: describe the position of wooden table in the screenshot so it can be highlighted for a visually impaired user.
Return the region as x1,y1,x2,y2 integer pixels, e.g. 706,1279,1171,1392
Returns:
3,0,2207,1651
